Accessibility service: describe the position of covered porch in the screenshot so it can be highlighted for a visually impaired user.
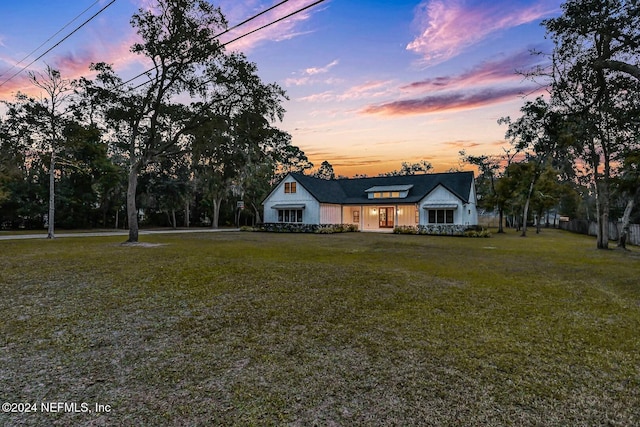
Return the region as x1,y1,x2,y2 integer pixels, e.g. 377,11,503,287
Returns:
341,204,419,232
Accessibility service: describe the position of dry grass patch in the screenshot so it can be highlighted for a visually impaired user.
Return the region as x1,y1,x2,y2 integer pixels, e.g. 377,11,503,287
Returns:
0,229,639,426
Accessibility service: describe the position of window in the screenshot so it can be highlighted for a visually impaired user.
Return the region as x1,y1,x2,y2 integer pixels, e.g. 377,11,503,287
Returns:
372,191,401,198
284,182,297,194
428,209,454,224
353,210,360,223
278,209,303,223
366,185,413,200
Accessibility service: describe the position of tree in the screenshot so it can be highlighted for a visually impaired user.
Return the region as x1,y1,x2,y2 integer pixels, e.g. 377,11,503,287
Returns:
92,0,230,242
614,150,640,249
544,0,640,248
189,52,289,229
0,113,21,206
545,0,640,82
500,97,568,236
273,144,313,178
460,150,515,233
529,166,566,233
90,0,291,240
314,160,335,180
24,66,74,238
381,160,433,176
55,121,116,228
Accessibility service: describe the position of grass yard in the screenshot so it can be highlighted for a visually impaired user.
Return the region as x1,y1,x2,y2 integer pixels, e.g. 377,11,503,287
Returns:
1,229,639,426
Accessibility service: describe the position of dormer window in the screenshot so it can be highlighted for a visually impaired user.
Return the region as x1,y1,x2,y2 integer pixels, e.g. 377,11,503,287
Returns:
365,185,412,199
284,182,297,194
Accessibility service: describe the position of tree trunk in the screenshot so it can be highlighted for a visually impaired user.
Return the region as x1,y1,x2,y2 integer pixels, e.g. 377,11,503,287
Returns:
126,164,140,242
171,209,177,229
617,192,637,249
211,197,222,229
536,210,543,234
184,200,190,228
595,179,609,249
251,202,262,225
47,152,55,239
497,206,504,233
521,179,535,237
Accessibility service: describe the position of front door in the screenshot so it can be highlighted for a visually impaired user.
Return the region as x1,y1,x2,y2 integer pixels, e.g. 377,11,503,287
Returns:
379,207,394,228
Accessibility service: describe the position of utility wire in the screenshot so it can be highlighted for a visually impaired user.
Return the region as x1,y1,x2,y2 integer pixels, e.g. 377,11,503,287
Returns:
0,0,117,88
126,0,325,91
222,0,324,47
0,0,103,79
216,0,289,39
116,0,292,89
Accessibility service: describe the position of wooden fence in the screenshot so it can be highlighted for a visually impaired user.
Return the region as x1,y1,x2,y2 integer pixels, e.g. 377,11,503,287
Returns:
559,219,640,246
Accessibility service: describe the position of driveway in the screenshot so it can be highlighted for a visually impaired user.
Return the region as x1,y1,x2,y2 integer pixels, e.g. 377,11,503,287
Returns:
0,228,239,240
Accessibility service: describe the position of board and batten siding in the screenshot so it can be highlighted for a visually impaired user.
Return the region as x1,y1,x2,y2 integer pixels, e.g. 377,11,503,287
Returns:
418,184,472,226
397,205,418,227
320,204,342,224
467,181,479,225
262,177,321,224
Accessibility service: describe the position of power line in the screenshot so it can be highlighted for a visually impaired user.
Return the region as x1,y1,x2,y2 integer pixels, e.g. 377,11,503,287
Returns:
0,0,117,88
222,0,324,47
0,0,103,79
126,0,325,91
216,0,289,39
117,0,293,89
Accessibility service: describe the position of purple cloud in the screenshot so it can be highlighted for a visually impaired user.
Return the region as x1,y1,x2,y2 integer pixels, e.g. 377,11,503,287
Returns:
362,85,540,116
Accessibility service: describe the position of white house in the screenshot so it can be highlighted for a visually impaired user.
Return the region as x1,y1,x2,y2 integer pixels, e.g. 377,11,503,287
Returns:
262,171,478,233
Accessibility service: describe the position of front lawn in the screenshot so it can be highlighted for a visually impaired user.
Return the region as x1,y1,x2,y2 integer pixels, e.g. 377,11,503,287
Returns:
1,229,638,426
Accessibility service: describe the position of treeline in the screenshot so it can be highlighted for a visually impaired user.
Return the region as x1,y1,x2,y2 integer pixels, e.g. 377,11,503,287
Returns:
1,0,639,250
0,0,313,240
463,0,640,249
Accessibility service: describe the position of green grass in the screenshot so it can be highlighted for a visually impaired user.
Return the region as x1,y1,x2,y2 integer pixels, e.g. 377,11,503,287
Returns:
1,229,639,426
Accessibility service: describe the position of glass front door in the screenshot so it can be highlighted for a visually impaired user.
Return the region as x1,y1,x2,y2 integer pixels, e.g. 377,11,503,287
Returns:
379,207,394,228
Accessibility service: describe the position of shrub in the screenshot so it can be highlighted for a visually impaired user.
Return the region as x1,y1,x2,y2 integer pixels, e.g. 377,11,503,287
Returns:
258,223,359,234
393,225,418,234
463,226,492,238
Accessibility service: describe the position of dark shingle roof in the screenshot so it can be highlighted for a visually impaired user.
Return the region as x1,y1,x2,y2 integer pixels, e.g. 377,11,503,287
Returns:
289,171,474,205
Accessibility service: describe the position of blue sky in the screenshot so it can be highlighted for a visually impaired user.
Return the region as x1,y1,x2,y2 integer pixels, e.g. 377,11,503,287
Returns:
0,0,562,176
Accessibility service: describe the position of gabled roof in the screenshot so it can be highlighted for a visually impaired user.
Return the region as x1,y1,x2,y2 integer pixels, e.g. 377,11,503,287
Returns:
285,171,475,205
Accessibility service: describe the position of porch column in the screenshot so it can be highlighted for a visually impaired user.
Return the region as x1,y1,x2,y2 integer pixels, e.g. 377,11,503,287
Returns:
395,205,399,227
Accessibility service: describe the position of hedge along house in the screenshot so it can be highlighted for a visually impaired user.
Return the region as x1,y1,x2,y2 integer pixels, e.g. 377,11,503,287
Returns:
262,171,479,234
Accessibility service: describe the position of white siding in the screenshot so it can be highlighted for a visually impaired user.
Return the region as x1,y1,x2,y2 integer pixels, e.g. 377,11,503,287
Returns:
397,205,419,226
467,181,478,225
263,174,478,228
262,177,321,224
362,206,380,231
418,184,476,226
342,206,361,226
320,204,342,224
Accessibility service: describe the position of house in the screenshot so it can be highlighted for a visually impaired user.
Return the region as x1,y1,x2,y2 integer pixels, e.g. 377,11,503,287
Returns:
262,171,478,233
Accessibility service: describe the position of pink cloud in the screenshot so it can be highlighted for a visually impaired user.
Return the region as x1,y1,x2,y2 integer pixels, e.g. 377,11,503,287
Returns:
361,85,539,116
298,80,395,102
402,48,546,91
407,0,558,65
305,59,338,75
285,59,342,87
443,140,482,149
0,22,142,99
339,80,395,101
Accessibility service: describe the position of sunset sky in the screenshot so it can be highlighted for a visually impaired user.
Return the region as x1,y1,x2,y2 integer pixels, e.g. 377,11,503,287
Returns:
0,0,561,176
